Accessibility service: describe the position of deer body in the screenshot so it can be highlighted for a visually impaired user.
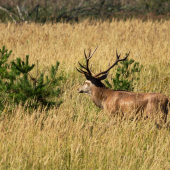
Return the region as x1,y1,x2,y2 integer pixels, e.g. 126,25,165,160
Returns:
78,79,169,122
76,47,170,123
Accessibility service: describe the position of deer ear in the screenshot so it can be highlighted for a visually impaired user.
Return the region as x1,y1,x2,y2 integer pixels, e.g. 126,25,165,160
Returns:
98,73,108,80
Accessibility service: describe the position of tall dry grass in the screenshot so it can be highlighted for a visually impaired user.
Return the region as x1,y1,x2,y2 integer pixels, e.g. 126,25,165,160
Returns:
0,19,170,169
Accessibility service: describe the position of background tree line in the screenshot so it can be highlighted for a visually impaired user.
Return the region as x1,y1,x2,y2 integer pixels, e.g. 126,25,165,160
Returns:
0,0,170,23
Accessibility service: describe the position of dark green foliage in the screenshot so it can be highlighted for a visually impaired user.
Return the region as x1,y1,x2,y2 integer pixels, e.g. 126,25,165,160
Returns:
0,0,170,23
141,0,170,15
105,56,142,91
0,46,12,80
0,46,13,112
0,46,65,112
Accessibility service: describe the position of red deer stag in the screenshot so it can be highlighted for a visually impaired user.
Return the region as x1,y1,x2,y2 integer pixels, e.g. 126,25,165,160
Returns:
76,47,170,124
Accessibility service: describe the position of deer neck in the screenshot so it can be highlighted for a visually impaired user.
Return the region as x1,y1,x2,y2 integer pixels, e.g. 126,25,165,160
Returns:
90,85,109,109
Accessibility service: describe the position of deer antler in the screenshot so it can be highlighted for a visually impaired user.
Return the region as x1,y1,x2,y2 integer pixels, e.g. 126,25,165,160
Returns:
76,46,98,76
94,50,130,77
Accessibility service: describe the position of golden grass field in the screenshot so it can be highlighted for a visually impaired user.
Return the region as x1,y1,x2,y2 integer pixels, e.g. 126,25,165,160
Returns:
0,19,170,169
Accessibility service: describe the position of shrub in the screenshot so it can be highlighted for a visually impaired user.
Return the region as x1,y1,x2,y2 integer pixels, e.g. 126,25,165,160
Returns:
0,46,65,113
105,57,142,91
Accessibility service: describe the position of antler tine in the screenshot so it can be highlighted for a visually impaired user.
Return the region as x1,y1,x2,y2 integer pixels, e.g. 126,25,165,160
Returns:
116,49,121,59
84,49,87,59
88,46,98,60
94,51,130,77
75,61,89,75
77,47,98,76
88,49,91,58
90,63,96,75
85,46,98,75
78,61,87,70
76,67,88,74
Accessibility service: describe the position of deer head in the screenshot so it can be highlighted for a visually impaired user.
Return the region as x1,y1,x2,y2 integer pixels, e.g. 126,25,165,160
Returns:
76,47,130,95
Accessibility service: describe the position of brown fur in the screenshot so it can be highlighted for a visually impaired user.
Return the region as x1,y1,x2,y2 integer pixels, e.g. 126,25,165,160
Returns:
78,77,170,124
